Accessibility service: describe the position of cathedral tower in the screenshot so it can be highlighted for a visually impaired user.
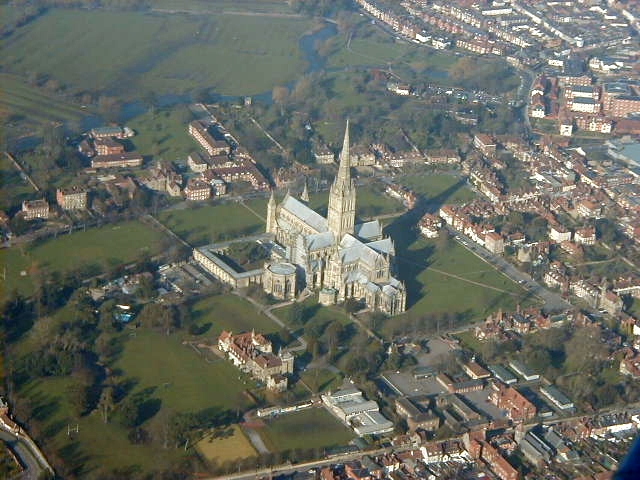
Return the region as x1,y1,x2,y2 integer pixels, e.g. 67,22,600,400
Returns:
327,120,356,239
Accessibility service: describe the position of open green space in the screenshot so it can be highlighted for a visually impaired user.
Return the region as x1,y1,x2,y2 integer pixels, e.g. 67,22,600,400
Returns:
196,424,257,463
307,184,405,219
127,105,198,162
149,0,295,14
0,9,313,97
0,73,89,125
399,237,532,316
300,368,343,393
189,294,279,337
276,296,352,331
396,174,476,205
158,200,267,246
15,326,255,477
378,227,536,338
258,408,354,453
326,25,414,69
18,376,185,477
113,329,255,413
0,153,36,211
0,220,170,300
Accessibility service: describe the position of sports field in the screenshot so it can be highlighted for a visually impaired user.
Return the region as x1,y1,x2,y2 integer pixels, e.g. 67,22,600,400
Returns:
16,327,255,477
0,220,170,300
259,408,354,453
0,9,313,97
196,425,257,463
18,376,185,476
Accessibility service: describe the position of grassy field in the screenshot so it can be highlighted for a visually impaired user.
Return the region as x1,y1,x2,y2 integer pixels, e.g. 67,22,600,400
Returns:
189,294,279,337
113,329,255,413
300,368,343,393
326,29,414,69
16,327,255,477
0,9,313,97
259,408,354,453
158,200,267,246
18,376,185,477
0,153,36,211
0,220,169,299
149,0,294,14
0,73,89,125
396,174,476,205
196,424,256,463
307,185,405,219
389,236,535,331
128,105,198,162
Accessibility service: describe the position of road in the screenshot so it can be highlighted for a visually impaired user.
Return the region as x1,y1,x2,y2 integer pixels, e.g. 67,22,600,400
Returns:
0,430,48,480
448,227,572,313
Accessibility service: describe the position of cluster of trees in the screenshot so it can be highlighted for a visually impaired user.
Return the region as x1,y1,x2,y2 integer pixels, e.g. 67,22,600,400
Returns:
475,325,640,411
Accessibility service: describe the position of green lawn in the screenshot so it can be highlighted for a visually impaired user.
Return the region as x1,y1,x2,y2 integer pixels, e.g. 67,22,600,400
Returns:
113,330,255,413
18,376,186,477
127,105,198,162
148,0,295,14
307,184,405,219
0,73,89,125
189,294,279,337
158,200,267,246
379,225,537,338
0,153,36,211
401,237,532,316
0,221,169,300
275,296,352,332
0,9,313,97
396,174,476,205
259,408,354,453
326,30,414,69
300,368,343,393
16,327,254,477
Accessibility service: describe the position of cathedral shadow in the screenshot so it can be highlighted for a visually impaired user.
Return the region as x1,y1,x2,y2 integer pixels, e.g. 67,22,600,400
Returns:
383,178,471,310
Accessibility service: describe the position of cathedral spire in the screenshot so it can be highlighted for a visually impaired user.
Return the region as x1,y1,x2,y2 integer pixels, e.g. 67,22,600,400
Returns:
327,120,356,239
337,119,351,182
301,177,310,203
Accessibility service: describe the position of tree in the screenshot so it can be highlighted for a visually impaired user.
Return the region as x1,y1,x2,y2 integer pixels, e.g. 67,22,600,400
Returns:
118,395,140,428
287,302,305,326
97,386,114,423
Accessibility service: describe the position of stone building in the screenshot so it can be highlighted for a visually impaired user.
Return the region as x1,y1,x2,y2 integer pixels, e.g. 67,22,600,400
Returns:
265,121,406,315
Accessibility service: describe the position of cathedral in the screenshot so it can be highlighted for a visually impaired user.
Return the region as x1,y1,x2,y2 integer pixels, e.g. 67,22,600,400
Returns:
265,121,407,316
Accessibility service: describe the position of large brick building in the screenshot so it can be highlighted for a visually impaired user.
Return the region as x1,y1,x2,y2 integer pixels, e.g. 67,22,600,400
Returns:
489,382,536,422
56,186,87,210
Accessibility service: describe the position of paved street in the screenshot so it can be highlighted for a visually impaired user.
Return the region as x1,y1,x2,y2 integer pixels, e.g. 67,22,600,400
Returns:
0,430,46,480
